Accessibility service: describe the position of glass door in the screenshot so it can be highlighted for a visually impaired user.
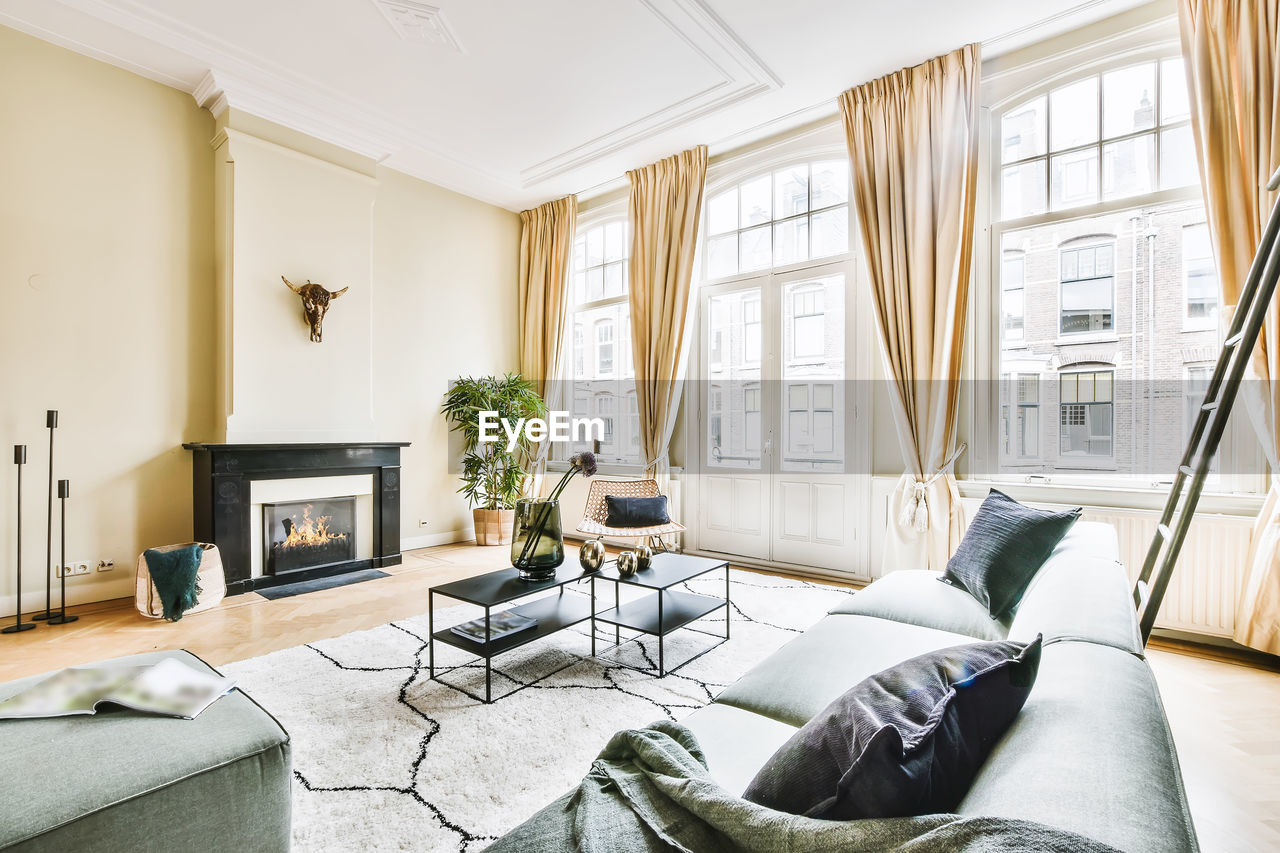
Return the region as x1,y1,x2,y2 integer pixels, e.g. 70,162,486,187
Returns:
695,261,861,571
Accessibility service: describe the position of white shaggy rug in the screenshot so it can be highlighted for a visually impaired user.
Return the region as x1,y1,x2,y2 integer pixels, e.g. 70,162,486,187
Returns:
223,570,852,852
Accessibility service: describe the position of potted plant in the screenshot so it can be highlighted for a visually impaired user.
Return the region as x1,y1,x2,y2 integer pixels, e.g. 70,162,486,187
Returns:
442,373,547,546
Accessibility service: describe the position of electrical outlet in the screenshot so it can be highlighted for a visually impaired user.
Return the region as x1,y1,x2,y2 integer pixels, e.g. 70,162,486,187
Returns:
419,519,430,527
96,559,114,572
72,561,90,576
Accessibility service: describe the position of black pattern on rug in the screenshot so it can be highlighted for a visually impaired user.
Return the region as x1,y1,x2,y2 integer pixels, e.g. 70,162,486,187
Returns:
226,571,852,853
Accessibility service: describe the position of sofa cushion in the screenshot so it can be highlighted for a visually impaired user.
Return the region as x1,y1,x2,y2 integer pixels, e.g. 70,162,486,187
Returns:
679,703,798,797
743,636,1042,820
957,642,1197,853
830,570,1010,640
714,614,979,727
943,490,1081,618
0,650,291,853
1008,554,1143,656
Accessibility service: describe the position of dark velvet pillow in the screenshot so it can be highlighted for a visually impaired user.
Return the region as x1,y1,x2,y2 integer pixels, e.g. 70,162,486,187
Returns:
743,635,1042,820
604,495,671,528
942,489,1081,618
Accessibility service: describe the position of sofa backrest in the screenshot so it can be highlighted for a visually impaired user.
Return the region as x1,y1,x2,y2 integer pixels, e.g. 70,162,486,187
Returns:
1007,521,1143,656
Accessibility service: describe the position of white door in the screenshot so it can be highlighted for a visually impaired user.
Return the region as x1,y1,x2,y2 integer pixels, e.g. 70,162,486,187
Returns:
695,262,864,573
697,280,771,559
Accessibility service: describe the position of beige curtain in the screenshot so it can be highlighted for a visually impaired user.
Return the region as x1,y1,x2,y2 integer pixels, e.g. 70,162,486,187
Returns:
1179,0,1280,653
627,146,708,488
839,44,981,573
518,195,577,493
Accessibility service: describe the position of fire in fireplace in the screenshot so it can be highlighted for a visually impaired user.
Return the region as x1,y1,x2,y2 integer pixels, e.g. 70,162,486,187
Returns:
263,498,357,574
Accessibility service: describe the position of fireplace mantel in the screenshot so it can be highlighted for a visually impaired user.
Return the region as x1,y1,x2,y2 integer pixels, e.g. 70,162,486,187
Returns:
184,441,410,595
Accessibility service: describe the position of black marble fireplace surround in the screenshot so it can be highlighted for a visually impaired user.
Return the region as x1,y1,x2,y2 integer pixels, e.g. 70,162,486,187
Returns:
184,442,410,596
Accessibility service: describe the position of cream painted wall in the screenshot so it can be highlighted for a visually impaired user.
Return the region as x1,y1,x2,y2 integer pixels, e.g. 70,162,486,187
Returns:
0,25,216,616
371,168,521,545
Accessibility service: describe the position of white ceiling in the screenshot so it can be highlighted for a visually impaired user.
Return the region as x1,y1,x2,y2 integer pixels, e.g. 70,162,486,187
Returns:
0,0,1151,210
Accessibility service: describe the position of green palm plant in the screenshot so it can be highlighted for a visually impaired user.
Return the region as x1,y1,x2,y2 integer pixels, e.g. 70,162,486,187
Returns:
442,373,547,510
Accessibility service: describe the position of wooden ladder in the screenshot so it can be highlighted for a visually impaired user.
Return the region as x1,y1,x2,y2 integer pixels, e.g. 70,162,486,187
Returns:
1134,165,1280,644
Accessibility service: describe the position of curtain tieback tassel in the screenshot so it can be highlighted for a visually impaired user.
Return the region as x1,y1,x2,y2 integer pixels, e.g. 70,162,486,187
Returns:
896,444,967,534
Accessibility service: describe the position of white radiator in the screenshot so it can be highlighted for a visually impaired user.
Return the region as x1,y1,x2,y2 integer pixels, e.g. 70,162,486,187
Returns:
955,496,1253,638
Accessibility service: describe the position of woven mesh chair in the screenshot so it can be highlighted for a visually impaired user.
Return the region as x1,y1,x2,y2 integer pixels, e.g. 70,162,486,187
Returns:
576,479,685,551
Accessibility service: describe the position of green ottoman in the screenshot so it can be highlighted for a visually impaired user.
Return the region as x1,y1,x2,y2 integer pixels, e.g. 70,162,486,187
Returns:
0,650,291,852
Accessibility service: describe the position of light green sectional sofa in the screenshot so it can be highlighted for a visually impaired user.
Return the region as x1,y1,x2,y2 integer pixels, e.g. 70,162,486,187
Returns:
681,522,1199,853
0,650,291,853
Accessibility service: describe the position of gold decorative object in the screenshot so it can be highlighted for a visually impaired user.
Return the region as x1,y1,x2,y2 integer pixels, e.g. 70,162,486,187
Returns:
635,544,653,571
579,539,605,572
282,276,348,343
616,550,639,577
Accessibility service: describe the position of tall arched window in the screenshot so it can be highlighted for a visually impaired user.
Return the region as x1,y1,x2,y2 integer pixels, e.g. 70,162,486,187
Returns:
987,53,1250,486
563,217,638,465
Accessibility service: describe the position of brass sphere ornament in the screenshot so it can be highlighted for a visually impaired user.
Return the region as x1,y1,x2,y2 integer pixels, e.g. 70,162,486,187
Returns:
635,544,653,571
616,550,639,577
579,539,605,572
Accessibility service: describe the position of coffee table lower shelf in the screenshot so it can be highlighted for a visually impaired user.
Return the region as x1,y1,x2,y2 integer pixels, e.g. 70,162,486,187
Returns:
429,593,592,703
593,589,728,676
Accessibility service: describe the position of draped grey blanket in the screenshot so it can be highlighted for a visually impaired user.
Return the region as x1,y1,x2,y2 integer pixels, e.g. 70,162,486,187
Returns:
486,722,1120,853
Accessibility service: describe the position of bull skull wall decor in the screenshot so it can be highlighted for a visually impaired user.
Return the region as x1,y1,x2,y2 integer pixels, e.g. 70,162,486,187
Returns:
282,276,348,343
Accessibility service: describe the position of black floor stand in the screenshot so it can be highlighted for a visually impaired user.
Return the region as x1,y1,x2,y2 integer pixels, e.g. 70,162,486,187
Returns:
4,445,35,635
48,479,76,626
32,411,57,622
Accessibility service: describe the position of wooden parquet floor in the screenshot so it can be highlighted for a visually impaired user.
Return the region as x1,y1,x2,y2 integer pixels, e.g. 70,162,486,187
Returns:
1,540,1277,851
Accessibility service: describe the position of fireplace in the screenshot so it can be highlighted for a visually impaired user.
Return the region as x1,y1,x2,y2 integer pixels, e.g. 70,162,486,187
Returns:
263,498,357,575
184,442,409,595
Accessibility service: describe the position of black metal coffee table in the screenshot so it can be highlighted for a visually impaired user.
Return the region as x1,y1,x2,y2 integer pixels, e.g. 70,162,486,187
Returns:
591,552,731,676
428,563,594,703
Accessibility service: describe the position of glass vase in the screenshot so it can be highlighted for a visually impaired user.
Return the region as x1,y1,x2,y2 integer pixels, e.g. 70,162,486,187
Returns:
511,498,564,581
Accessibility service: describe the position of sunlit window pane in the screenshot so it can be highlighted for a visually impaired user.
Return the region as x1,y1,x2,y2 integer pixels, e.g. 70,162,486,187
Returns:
603,261,624,298
604,221,625,262
586,226,605,267
810,160,849,208
1160,57,1190,124
1051,148,1099,210
740,175,772,227
739,225,771,272
1001,160,1047,219
1160,125,1198,189
1002,95,1047,163
1050,77,1099,151
705,289,762,470
1102,134,1156,200
810,206,849,258
1102,63,1157,139
782,275,845,472
774,166,808,218
708,188,738,235
774,217,809,266
707,233,738,279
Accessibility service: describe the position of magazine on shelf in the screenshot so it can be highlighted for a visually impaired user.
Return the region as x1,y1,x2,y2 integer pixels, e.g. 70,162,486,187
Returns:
0,657,236,721
450,610,537,643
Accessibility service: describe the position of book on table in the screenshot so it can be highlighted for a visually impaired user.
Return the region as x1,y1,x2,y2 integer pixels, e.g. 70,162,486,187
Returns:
450,610,537,643
0,657,235,722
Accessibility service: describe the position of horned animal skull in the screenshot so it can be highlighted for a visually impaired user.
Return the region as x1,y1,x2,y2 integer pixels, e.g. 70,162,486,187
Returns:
282,276,348,343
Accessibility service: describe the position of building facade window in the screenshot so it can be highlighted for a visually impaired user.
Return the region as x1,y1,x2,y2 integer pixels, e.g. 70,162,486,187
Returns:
743,295,761,364
1058,370,1114,458
563,219,640,465
1183,223,1219,328
1059,241,1115,335
1002,251,1026,342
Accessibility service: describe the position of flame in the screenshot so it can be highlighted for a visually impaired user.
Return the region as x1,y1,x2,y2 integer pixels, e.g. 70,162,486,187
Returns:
280,503,349,550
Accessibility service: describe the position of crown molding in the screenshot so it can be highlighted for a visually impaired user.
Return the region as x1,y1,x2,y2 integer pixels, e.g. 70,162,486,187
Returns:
518,0,782,188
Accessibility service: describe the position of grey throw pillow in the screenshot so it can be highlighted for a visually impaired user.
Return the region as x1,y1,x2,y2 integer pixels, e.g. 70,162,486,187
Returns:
942,489,1080,618
743,635,1042,820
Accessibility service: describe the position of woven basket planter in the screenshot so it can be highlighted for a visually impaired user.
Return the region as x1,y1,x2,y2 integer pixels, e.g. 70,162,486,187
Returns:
473,508,515,546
